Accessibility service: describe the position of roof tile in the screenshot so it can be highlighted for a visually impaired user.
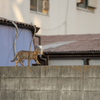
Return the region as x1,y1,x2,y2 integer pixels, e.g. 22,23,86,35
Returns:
35,34,100,53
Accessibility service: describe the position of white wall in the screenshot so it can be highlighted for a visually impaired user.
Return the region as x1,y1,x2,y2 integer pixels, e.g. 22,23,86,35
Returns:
0,0,30,23
49,60,83,65
89,60,100,65
29,0,67,35
68,0,100,35
29,0,100,35
1,0,100,35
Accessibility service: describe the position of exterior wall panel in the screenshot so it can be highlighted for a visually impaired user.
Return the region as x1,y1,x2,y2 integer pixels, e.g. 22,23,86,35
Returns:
89,60,100,65
0,0,100,35
49,60,83,65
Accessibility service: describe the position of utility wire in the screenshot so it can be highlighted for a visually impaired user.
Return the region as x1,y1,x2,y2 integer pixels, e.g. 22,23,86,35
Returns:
40,0,69,31
41,21,66,30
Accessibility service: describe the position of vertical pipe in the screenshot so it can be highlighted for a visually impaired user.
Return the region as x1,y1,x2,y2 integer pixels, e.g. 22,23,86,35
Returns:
83,58,89,65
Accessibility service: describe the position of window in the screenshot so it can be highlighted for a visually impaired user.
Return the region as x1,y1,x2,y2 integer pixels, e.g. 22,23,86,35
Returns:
77,0,87,9
77,0,97,9
30,0,49,15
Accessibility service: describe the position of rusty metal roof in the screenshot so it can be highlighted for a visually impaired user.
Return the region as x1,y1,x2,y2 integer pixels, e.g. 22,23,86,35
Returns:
35,34,100,54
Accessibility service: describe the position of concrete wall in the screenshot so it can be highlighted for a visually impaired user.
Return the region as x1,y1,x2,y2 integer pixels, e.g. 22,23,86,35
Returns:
1,0,100,35
0,66,100,100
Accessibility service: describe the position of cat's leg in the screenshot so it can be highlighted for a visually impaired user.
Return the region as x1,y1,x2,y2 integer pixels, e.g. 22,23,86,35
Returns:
19,60,24,66
35,60,41,65
28,59,31,66
16,58,19,66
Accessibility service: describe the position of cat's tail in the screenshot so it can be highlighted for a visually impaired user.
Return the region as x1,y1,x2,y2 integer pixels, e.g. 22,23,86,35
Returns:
11,52,18,62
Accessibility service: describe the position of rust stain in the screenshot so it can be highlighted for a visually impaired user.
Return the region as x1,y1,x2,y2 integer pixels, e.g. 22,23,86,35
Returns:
93,66,95,68
86,66,90,71
73,66,76,70
12,65,100,73
43,66,47,71
76,66,82,72
84,66,87,71
81,77,84,79
55,66,57,70
79,70,81,72
77,67,81,72
27,67,31,72
87,66,90,69
69,67,71,70
84,66,90,71
80,66,82,69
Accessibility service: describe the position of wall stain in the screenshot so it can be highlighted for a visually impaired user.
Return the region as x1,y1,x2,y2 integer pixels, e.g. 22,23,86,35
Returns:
73,66,76,70
69,67,71,70
81,77,84,79
55,66,57,70
43,66,47,71
76,66,82,72
12,66,100,73
27,67,31,72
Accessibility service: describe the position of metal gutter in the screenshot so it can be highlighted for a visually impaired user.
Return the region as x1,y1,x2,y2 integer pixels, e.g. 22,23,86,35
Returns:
44,50,100,55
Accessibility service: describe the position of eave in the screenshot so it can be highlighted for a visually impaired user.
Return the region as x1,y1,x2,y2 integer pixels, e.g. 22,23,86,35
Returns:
43,51,100,59
0,18,40,34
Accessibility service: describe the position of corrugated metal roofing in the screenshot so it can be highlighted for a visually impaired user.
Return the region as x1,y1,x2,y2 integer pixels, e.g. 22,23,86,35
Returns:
35,34,100,53
0,17,40,33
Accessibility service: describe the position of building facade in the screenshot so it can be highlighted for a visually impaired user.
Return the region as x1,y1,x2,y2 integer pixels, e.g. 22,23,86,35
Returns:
0,0,100,35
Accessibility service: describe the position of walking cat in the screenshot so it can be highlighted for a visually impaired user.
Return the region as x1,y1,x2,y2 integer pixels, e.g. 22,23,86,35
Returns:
11,48,41,66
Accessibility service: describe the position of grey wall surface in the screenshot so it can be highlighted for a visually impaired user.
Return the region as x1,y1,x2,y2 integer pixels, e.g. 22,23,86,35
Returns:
0,66,100,100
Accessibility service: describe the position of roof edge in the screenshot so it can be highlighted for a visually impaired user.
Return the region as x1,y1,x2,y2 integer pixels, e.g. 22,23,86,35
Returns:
44,50,100,55
0,17,40,33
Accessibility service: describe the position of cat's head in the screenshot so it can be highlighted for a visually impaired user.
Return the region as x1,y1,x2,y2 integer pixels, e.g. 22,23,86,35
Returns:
35,45,44,56
35,48,41,55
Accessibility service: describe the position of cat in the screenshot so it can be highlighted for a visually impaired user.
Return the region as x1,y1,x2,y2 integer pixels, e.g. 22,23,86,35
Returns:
11,48,41,66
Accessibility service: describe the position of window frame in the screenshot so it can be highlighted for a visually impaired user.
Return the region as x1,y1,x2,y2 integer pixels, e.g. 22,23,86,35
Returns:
30,0,49,15
77,0,96,12
77,0,87,9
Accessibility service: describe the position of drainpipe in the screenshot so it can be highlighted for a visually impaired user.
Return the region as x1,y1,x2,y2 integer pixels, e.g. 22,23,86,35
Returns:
83,58,89,65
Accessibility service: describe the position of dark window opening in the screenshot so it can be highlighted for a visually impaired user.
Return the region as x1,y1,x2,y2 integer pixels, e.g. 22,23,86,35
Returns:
77,0,88,9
